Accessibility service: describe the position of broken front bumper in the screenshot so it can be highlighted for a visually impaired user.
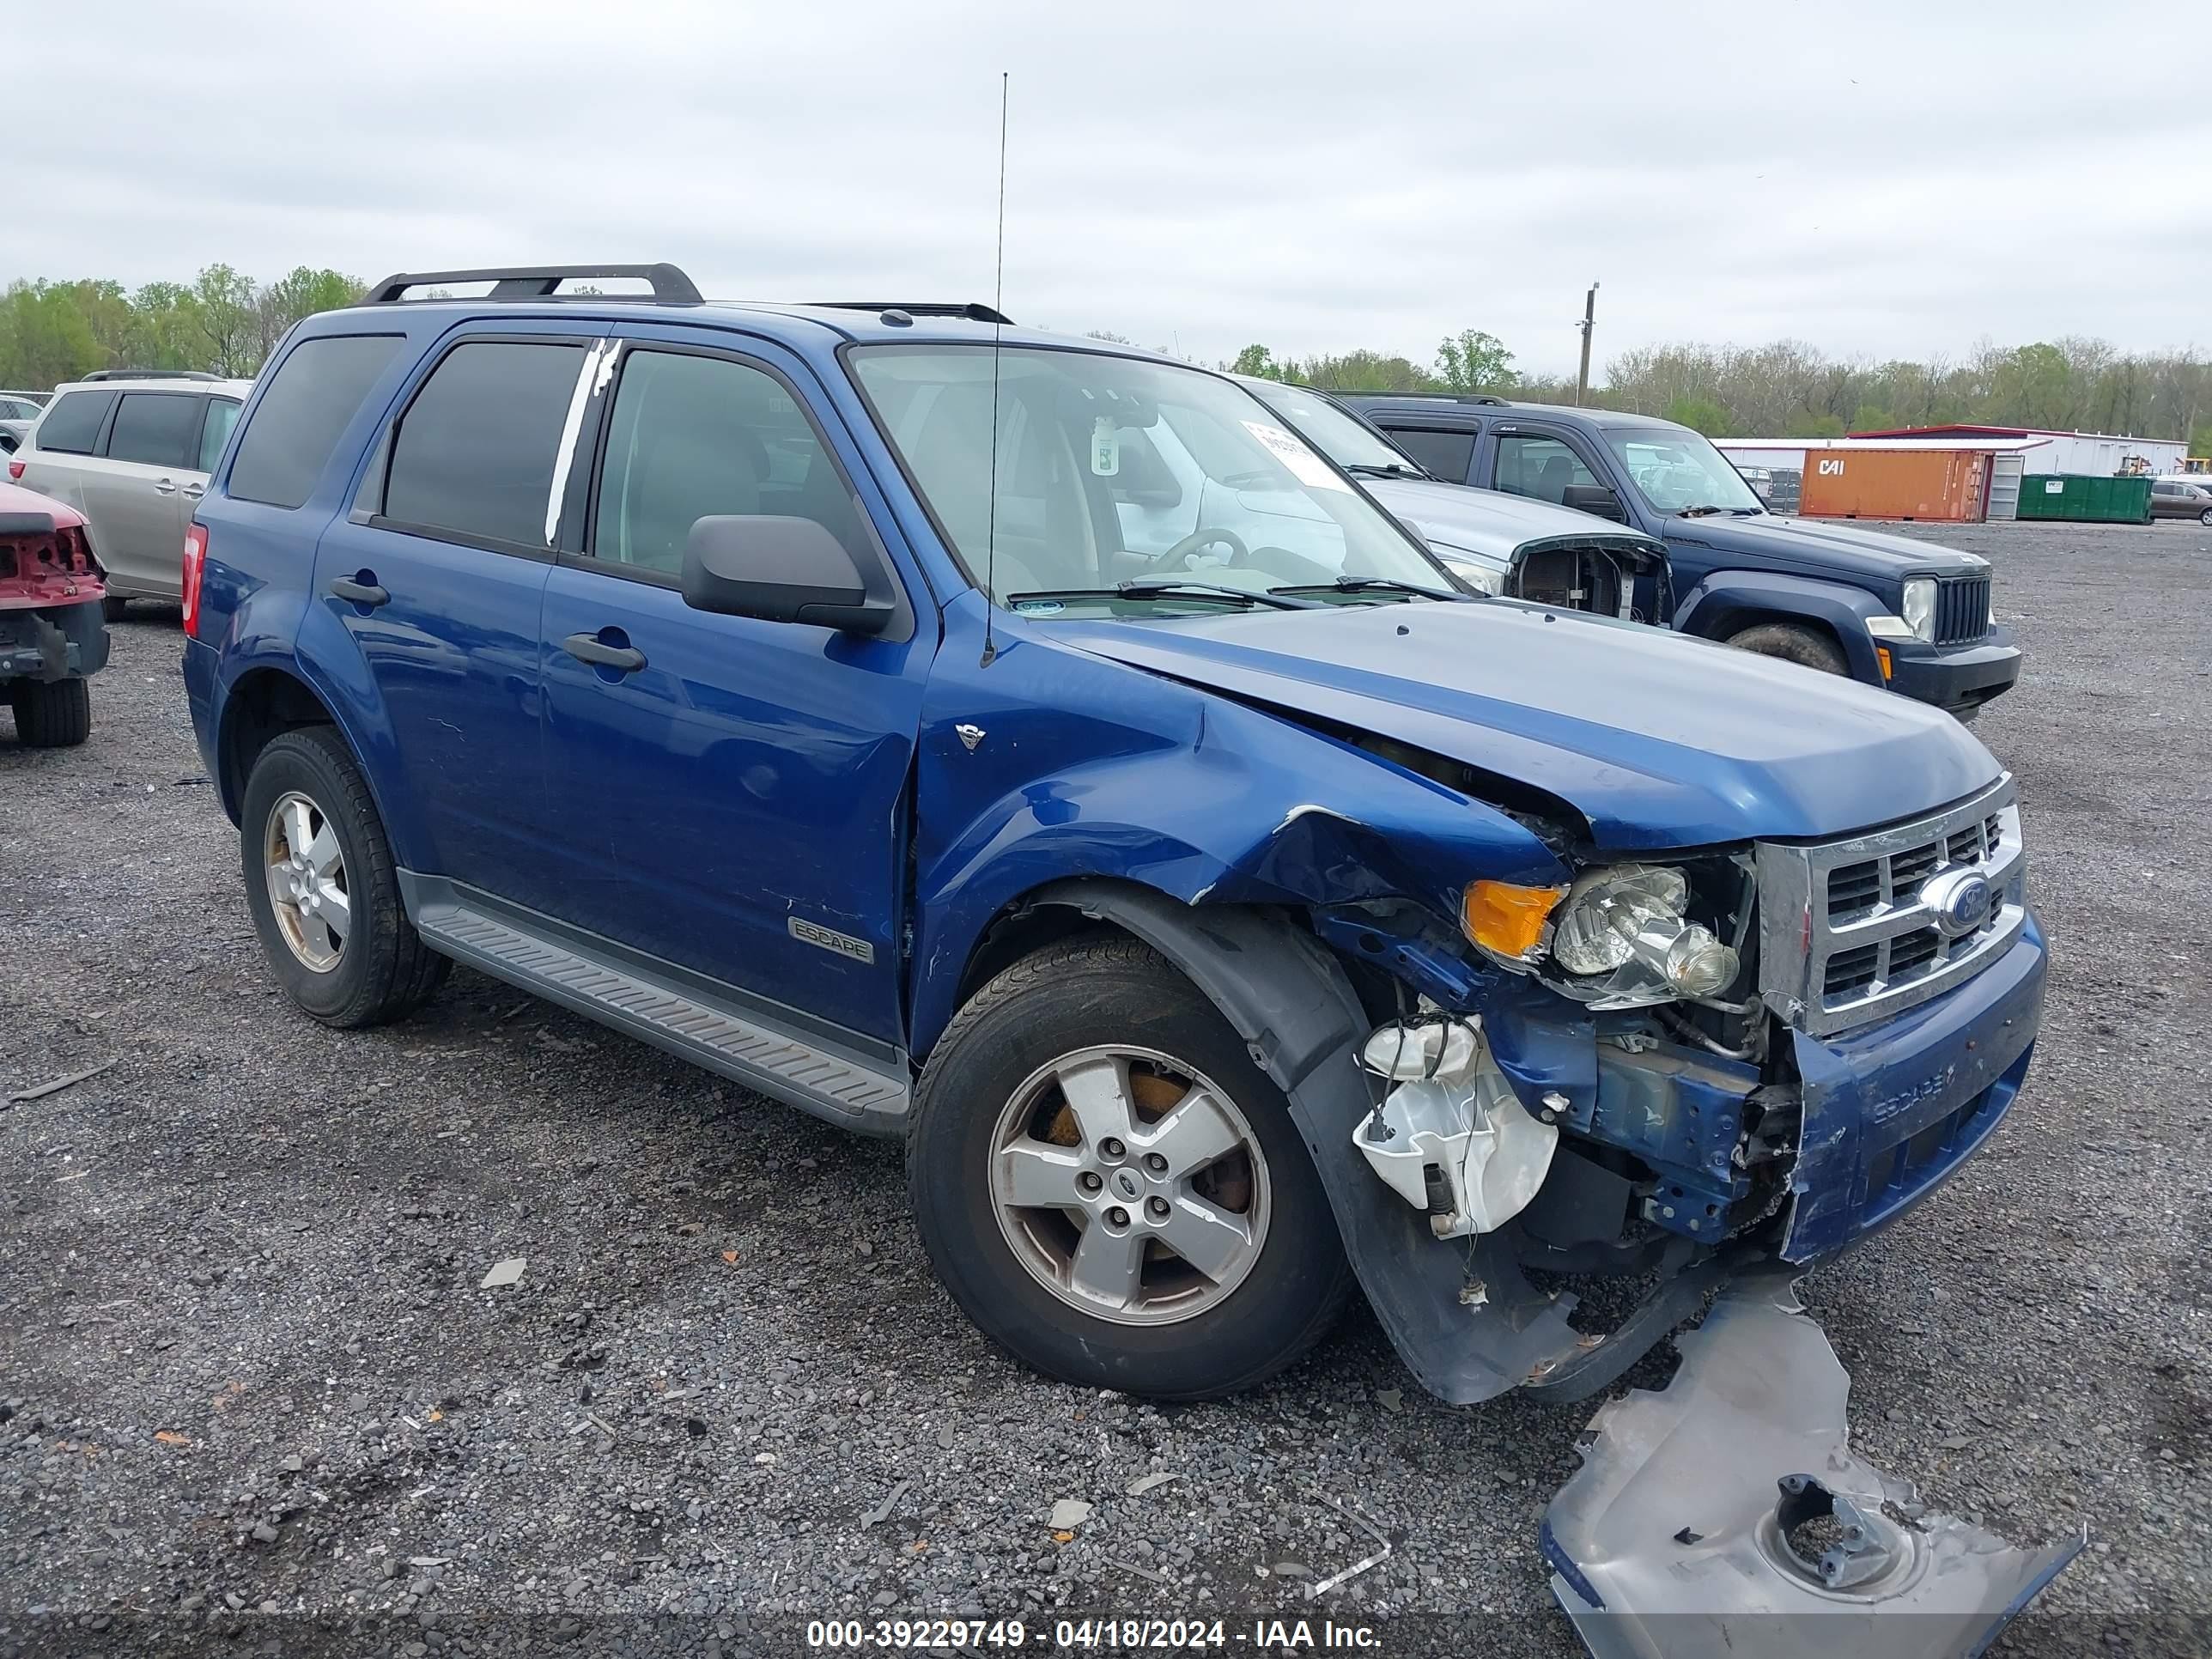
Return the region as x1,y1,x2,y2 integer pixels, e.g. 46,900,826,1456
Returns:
1543,1274,2083,1658
1781,910,2045,1265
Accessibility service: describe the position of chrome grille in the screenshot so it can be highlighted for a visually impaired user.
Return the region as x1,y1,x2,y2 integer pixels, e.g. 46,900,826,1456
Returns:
1935,574,1990,645
1757,775,2025,1036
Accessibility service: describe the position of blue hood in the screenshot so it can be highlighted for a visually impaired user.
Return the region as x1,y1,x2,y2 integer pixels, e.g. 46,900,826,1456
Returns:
1674,513,1990,584
1054,601,1999,851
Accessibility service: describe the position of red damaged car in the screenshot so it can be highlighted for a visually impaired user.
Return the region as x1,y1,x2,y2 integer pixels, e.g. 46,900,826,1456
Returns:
1,478,108,746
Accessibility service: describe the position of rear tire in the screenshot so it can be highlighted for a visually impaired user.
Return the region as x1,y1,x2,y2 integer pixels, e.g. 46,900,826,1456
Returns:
908,934,1354,1400
240,726,450,1028
101,596,130,623
1726,620,1850,676
9,678,92,747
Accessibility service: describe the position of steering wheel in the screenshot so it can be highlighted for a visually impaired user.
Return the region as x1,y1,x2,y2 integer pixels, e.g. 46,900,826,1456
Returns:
1162,526,1251,570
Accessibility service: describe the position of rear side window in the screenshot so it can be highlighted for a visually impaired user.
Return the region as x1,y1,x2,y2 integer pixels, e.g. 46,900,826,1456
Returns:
229,334,406,509
106,393,201,468
198,398,241,472
1382,426,1476,483
36,389,115,455
382,341,585,548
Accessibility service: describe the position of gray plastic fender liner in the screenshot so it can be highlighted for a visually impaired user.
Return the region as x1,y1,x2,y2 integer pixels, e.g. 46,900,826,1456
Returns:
1543,1273,2084,1659
1025,881,1584,1402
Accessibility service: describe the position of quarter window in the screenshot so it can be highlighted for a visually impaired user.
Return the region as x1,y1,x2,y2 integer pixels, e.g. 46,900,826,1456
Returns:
106,393,201,469
591,349,872,575
382,341,586,548
1381,426,1476,483
230,334,406,509
199,398,241,473
35,389,115,456
1493,434,1599,503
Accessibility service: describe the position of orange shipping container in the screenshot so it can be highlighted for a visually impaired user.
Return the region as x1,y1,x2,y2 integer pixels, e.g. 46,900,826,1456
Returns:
1796,449,1989,522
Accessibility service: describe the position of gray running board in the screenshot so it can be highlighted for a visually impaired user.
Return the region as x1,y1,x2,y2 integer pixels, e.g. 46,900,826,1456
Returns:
400,874,909,1135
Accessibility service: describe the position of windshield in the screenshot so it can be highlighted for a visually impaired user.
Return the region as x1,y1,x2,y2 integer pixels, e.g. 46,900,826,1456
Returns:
848,345,1449,607
1240,380,1419,474
1602,426,1764,514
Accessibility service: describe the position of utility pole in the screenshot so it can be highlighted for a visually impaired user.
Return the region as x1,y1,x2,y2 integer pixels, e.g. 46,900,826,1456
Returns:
1575,281,1600,405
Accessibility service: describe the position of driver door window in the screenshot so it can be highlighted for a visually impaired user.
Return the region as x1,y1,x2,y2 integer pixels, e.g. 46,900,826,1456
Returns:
1492,434,1598,504
592,349,872,576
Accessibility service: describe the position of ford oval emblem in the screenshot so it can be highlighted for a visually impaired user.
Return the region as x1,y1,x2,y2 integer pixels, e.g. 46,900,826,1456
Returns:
1922,868,1995,939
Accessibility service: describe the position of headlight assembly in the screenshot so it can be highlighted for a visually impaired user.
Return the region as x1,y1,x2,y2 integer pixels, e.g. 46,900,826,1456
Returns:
1900,577,1937,641
1460,864,1741,1006
1441,556,1503,596
1546,864,1741,1006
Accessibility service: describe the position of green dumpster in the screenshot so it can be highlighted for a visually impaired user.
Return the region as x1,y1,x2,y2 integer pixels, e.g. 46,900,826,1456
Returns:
2016,474,2154,524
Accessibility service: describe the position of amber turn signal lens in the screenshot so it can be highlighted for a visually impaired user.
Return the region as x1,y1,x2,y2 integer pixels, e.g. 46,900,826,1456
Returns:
1875,645,1893,680
1462,880,1567,961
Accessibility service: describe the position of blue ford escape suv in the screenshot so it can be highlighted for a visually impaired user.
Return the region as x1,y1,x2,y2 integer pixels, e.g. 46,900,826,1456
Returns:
184,264,2045,1415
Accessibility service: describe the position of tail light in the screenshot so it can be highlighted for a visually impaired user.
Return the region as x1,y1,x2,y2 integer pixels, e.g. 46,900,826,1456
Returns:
182,523,208,638
5,460,21,481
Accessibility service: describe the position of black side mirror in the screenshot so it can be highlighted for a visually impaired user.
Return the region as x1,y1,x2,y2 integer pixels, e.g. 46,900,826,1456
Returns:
681,515,893,634
1561,483,1627,522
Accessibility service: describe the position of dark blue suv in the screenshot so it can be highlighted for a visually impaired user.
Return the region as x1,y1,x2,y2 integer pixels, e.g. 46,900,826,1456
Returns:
1346,395,2022,720
183,264,2045,1419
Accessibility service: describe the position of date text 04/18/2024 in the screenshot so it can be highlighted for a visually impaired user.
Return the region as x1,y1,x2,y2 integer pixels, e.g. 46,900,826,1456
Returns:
803,1620,1383,1650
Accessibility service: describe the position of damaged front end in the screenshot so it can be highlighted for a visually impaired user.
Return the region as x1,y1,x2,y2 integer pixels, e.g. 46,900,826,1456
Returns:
1542,1274,2084,1658
0,501,109,684
1302,769,2071,1650
1309,769,2042,1408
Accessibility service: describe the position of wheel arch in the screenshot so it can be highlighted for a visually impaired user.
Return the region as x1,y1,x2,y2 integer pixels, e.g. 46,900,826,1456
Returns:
1671,569,1888,684
945,876,1590,1405
949,878,1368,1096
214,658,426,872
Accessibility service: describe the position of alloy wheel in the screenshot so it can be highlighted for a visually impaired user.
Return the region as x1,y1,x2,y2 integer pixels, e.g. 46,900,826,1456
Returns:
987,1045,1271,1326
263,790,350,972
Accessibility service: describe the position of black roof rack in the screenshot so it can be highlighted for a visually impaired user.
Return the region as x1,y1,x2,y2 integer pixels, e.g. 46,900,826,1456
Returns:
80,368,222,383
364,264,703,305
810,301,1015,325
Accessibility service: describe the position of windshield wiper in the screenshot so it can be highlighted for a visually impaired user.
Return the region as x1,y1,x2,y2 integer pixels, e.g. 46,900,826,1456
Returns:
1269,575,1468,603
1344,462,1429,481
1675,504,1730,518
1007,580,1320,612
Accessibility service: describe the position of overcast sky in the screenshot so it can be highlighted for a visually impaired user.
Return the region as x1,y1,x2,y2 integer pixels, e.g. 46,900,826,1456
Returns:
16,0,2210,375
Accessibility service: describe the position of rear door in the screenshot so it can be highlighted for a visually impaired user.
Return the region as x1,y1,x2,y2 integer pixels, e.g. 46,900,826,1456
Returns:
311,325,586,909
532,328,933,1046
87,392,207,597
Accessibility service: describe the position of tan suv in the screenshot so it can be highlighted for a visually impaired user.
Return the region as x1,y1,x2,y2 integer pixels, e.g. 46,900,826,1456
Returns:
6,376,251,616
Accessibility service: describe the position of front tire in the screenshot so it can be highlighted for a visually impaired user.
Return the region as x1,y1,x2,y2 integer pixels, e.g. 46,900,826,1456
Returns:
9,678,92,747
2199,507,2212,526
239,726,449,1028
908,935,1354,1400
1726,620,1849,676
101,596,130,623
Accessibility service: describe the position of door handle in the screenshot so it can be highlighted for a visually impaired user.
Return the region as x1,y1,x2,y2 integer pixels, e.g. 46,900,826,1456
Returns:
328,576,391,608
181,482,204,500
152,478,178,495
562,632,647,672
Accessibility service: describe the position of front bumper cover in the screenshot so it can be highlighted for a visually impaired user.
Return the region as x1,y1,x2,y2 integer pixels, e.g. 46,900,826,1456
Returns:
1544,1273,2083,1659
1883,625,2021,714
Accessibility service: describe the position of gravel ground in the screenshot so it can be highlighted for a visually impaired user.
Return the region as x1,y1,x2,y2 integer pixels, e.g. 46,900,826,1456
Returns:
3,520,2208,1658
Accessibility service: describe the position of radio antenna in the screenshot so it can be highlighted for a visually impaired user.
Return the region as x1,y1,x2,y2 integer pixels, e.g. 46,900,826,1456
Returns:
981,70,1008,667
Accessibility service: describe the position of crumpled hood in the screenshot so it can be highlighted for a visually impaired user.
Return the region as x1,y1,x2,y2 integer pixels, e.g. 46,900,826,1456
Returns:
1678,512,1990,580
1054,601,2000,850
1364,478,1666,568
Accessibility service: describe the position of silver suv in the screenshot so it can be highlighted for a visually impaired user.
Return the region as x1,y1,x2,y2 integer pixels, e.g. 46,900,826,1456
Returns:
8,377,251,613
